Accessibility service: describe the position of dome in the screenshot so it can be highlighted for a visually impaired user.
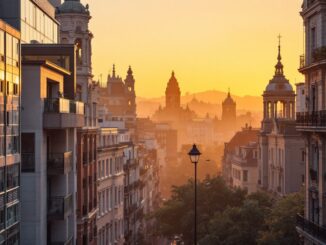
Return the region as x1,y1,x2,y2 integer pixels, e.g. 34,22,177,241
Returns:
223,91,235,105
166,71,180,94
56,0,89,14
265,78,293,93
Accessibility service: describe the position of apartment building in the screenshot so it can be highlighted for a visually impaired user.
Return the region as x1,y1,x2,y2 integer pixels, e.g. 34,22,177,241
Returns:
0,19,20,245
296,1,326,244
97,128,125,245
21,44,82,244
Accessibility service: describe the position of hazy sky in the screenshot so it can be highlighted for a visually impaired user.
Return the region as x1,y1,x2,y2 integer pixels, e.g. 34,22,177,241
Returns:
81,0,304,98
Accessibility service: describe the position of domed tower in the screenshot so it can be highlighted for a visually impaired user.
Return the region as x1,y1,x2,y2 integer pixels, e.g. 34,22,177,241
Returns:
125,66,136,117
261,37,295,133
165,71,181,110
258,38,296,190
222,89,236,123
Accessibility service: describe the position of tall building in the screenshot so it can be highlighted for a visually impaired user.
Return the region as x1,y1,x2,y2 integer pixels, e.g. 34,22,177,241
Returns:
296,1,326,244
97,128,126,245
0,19,21,245
165,71,181,110
257,40,305,196
55,1,98,244
0,0,59,44
21,44,82,244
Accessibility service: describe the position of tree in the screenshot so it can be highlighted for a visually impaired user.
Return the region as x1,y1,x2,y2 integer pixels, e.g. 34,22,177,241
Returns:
257,191,304,245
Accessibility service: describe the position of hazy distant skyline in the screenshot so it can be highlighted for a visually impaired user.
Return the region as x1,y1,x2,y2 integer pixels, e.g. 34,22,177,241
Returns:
81,0,303,98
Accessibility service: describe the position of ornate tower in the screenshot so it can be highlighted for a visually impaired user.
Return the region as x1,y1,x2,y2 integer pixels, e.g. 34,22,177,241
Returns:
222,89,236,123
165,71,181,109
258,38,295,190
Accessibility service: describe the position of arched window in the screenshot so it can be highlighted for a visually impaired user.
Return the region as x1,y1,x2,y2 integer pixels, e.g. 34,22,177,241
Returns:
75,38,82,65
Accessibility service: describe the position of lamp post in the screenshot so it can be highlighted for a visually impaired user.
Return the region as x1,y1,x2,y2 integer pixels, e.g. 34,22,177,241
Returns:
188,144,201,245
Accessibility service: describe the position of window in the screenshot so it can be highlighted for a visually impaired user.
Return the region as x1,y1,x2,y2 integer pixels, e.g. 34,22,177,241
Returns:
311,27,316,50
6,203,19,227
22,133,35,172
0,168,4,192
243,170,248,182
7,164,19,190
302,151,305,162
106,159,109,177
0,31,4,56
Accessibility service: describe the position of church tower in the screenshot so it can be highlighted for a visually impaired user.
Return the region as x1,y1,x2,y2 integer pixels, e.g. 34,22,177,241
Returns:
125,66,136,118
165,71,181,110
222,89,236,123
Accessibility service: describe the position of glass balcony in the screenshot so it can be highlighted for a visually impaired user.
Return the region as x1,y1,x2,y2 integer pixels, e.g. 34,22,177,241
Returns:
43,98,85,128
47,152,72,175
48,194,73,221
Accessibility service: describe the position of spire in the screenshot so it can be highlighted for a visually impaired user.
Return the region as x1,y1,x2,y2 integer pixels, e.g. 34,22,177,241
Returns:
228,87,231,97
112,64,116,78
127,65,133,75
275,34,284,76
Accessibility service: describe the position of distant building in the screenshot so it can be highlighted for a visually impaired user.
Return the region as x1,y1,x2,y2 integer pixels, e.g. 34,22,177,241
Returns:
222,125,259,189
230,142,258,193
98,65,136,136
221,90,236,130
0,19,21,245
257,40,304,196
152,71,196,123
296,1,326,244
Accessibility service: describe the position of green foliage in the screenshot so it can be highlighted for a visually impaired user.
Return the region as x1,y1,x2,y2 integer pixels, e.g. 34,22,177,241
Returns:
257,192,304,245
153,176,304,244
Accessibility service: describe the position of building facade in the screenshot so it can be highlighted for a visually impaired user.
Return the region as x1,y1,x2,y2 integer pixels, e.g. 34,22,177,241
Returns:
97,128,125,245
55,1,98,244
222,126,259,189
0,0,59,44
257,41,305,196
0,19,20,245
296,1,326,244
98,65,136,136
230,142,258,194
21,44,83,244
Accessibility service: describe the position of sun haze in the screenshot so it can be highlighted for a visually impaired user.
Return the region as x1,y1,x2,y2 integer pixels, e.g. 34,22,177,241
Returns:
82,0,304,98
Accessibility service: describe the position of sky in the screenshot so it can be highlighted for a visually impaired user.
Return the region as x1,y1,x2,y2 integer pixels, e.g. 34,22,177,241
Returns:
81,0,304,98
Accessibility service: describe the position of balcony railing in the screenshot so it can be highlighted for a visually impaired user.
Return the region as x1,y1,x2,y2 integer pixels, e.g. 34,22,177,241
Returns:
47,152,73,175
296,214,326,243
48,194,73,220
296,111,326,127
44,98,84,115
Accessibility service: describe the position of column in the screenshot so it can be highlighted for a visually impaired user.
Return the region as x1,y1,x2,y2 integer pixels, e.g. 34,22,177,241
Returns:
286,102,291,119
271,102,275,118
292,102,295,119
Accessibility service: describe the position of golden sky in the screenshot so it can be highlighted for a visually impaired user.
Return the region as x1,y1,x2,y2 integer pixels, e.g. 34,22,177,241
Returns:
82,0,304,98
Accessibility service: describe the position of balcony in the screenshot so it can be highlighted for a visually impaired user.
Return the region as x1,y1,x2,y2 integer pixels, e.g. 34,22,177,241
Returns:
296,214,326,244
48,194,73,220
47,152,73,175
296,112,326,130
44,98,84,129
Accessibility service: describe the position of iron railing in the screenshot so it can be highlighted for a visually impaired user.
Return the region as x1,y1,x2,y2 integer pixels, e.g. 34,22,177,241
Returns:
296,214,326,243
296,111,326,127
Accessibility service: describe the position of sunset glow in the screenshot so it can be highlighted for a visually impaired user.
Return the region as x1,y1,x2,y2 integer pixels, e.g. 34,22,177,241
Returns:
83,0,303,98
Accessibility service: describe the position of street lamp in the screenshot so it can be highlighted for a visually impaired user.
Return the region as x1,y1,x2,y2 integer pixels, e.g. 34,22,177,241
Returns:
188,144,201,245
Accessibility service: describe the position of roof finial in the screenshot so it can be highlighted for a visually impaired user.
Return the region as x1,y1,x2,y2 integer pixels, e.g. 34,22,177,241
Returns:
275,34,284,76
228,87,231,96
172,70,175,77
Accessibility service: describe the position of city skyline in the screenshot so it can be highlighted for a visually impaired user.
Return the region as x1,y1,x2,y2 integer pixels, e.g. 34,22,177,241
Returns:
83,0,303,98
